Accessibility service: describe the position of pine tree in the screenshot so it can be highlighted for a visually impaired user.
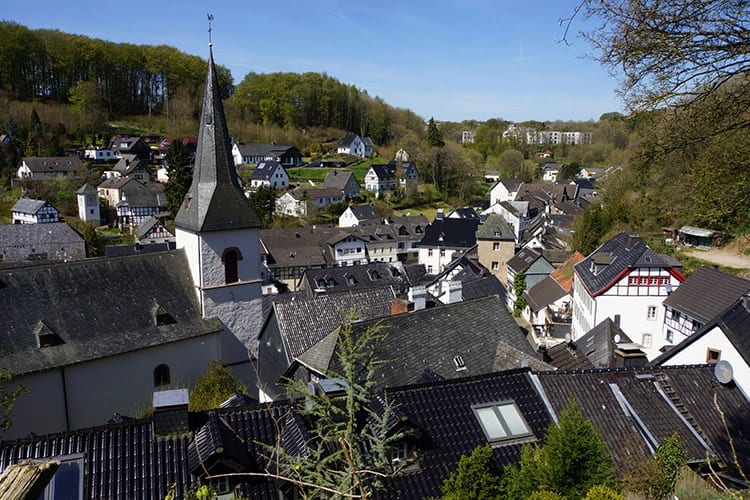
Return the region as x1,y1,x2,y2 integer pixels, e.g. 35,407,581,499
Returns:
164,139,193,217
427,117,444,148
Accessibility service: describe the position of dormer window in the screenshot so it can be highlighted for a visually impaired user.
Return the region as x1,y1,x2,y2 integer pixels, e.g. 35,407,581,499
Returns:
454,355,467,371
473,402,532,443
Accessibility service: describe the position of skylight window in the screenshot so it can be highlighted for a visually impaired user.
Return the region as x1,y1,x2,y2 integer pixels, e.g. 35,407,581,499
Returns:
473,402,532,442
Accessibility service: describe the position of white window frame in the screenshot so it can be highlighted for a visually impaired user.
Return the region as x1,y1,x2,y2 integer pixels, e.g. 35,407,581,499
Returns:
472,401,533,443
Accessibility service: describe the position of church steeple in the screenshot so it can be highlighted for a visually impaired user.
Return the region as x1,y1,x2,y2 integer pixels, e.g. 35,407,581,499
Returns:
174,46,260,232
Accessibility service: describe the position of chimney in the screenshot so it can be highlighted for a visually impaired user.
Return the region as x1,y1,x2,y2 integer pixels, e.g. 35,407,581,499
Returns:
390,298,410,316
436,208,444,220
614,314,621,327
441,280,463,304
408,285,427,311
152,388,190,437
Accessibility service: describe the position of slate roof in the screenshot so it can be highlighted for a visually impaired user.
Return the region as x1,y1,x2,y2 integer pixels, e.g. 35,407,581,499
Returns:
475,213,515,240
574,232,683,296
322,170,358,191
235,143,297,158
506,247,543,274
0,250,222,376
76,183,98,195
11,198,56,215
261,227,334,269
543,341,594,370
337,132,359,148
105,241,176,257
662,266,750,323
418,217,479,249
523,275,567,313
287,186,344,200
652,294,750,368
135,213,172,239
20,156,85,174
382,369,553,498
250,160,285,181
174,48,261,232
273,287,395,360
447,207,481,220
120,182,167,208
0,222,85,263
301,262,410,296
345,204,381,221
575,318,645,369
97,176,138,190
110,154,147,176
315,296,538,387
536,365,750,478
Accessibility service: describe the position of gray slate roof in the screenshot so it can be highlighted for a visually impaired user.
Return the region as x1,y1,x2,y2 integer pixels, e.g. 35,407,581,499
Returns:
574,232,682,296
476,213,515,240
322,170,357,191
663,266,750,323
250,160,284,181
345,204,381,221
317,296,537,387
174,48,261,232
0,250,222,375
523,275,567,313
273,287,395,359
20,156,85,173
10,198,56,215
0,222,85,263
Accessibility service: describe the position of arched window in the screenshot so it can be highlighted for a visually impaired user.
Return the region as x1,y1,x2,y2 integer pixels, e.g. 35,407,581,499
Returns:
154,364,171,387
222,247,243,284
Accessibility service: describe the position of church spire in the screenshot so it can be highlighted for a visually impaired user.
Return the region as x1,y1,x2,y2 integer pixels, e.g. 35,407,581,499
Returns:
174,41,260,232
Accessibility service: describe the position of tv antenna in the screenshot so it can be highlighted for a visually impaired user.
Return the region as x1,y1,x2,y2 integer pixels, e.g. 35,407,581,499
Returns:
207,14,214,46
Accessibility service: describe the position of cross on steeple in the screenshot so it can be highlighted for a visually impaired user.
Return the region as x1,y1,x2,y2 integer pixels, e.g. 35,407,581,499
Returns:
207,14,214,46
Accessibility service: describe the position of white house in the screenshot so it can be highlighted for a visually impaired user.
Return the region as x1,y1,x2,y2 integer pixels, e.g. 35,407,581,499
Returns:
11,198,59,224
16,157,87,180
339,204,381,228
570,232,685,359
275,187,345,218
488,179,523,206
249,160,289,189
337,132,367,158
328,233,368,267
654,294,750,397
364,161,418,196
84,148,115,161
660,266,750,347
76,183,101,223
417,210,479,274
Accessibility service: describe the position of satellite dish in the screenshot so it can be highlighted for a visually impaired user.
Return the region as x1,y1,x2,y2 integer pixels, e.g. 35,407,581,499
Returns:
614,334,621,343
714,360,734,384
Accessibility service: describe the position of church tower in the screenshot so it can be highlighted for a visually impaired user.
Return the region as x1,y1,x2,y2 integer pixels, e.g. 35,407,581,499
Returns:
175,43,264,367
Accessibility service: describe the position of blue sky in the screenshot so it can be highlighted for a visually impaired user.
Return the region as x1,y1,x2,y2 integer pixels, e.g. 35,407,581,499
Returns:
4,0,623,123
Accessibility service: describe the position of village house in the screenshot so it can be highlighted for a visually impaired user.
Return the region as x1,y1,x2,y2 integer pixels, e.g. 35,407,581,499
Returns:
232,142,303,167
108,135,152,160
570,232,685,358
76,183,101,223
10,198,59,224
505,247,555,311
103,154,152,183
83,147,115,161
321,170,360,200
475,213,515,281
16,156,87,180
135,212,175,245
248,160,289,189
660,266,750,347
256,287,396,401
338,204,381,227
275,186,344,218
114,182,167,228
653,292,750,396
417,209,479,274
336,132,367,157
364,161,418,196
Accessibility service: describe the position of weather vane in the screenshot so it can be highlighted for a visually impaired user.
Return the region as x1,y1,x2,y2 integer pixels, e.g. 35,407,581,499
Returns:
207,14,214,46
